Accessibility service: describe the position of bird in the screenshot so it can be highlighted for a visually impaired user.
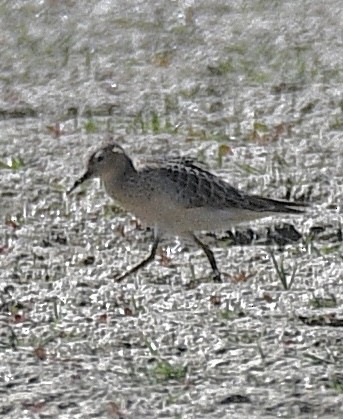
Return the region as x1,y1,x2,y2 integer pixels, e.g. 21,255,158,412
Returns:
67,138,305,282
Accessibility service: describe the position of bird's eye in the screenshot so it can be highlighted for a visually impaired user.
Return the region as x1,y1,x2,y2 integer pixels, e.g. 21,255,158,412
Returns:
94,151,105,162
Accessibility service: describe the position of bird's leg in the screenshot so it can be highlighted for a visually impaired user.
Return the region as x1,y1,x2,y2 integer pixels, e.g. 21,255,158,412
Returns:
114,235,160,282
191,233,222,282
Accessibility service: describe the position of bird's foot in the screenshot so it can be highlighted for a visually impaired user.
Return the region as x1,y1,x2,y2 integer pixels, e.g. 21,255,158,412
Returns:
212,269,222,283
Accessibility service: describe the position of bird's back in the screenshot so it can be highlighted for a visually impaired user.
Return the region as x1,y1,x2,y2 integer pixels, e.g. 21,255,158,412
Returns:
117,158,304,234
139,159,303,211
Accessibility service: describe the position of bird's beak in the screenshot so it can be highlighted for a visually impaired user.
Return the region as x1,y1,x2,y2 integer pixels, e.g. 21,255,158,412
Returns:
67,170,92,195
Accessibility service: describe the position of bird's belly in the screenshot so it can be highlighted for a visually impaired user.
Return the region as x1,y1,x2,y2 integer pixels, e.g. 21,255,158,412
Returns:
125,200,270,234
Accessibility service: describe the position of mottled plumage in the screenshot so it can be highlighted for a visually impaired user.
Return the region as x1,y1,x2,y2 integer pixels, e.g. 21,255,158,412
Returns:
68,139,305,282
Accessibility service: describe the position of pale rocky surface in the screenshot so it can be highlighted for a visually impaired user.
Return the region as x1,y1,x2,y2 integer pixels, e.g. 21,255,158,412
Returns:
0,1,343,418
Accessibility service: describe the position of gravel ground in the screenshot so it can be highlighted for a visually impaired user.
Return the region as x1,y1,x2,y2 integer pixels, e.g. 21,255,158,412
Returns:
1,1,343,418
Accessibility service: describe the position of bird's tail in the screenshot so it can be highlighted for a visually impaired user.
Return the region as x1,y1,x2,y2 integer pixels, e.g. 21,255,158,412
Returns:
249,195,308,214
